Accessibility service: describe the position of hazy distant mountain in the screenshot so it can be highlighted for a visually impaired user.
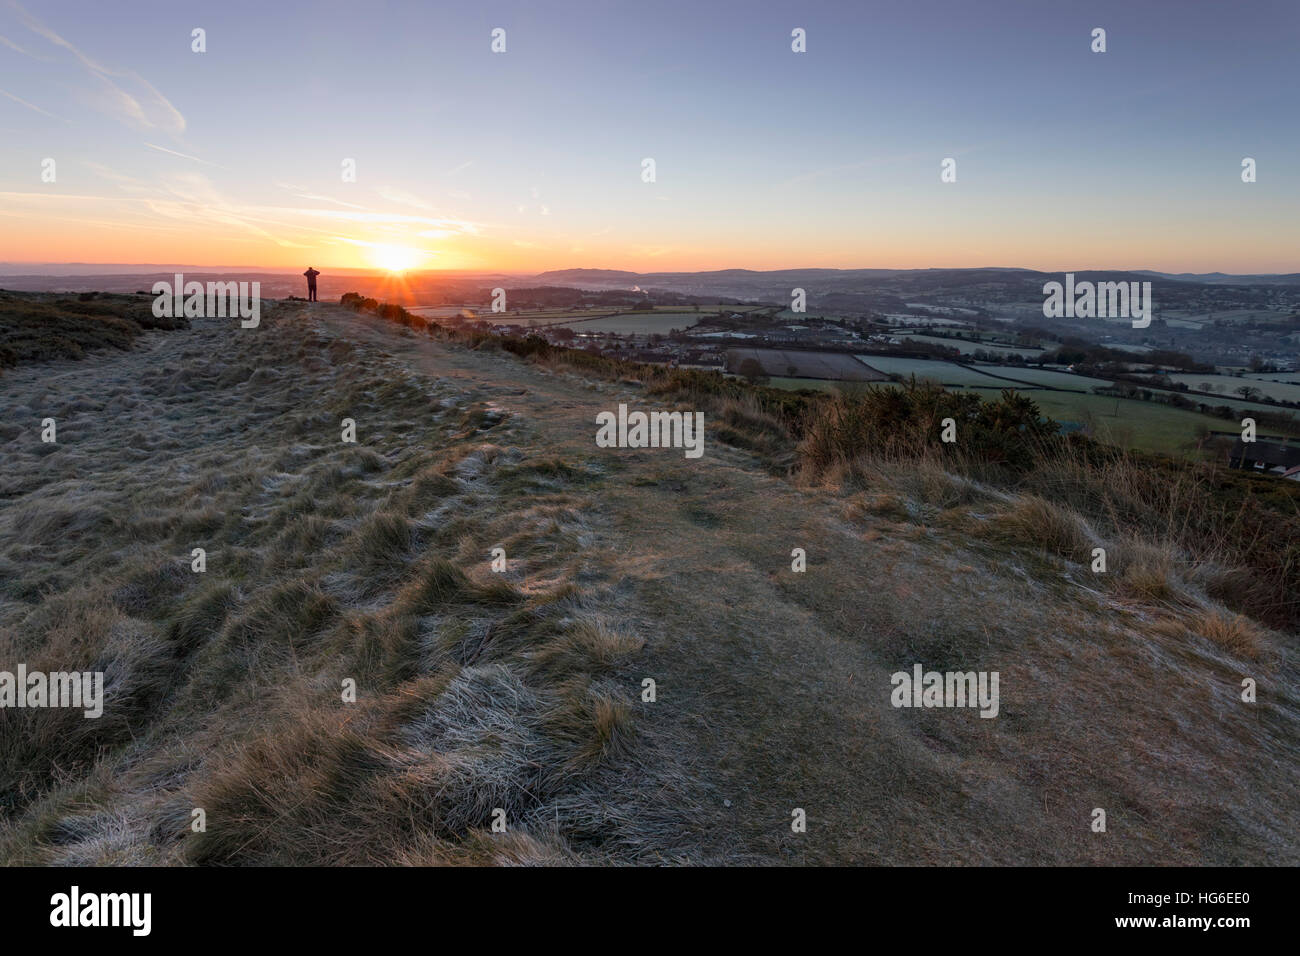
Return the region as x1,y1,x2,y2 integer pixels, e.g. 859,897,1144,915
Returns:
533,266,1252,290
529,266,1230,303
1132,270,1300,285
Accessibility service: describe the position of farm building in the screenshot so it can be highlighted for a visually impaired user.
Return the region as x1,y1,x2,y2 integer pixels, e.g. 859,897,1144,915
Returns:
1228,437,1300,474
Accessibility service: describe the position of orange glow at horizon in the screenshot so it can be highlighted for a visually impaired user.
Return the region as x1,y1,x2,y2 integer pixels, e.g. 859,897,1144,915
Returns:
3,206,1298,276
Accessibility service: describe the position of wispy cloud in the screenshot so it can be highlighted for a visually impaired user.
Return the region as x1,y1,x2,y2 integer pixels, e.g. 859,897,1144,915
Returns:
0,30,38,56
9,0,185,134
375,185,439,211
8,158,488,259
290,208,481,235
289,192,371,210
144,142,221,167
0,85,60,119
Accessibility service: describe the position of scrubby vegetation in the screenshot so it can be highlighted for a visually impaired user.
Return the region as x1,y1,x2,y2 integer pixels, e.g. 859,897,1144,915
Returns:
0,291,185,370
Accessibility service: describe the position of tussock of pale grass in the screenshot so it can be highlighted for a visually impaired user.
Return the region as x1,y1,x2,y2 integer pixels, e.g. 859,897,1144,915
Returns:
184,631,641,866
1148,606,1268,661
987,494,1095,562
526,618,645,680
165,579,239,652
218,578,339,651
391,557,523,618
846,491,911,523
343,511,416,590
0,593,178,812
1192,609,1267,660
713,395,790,460
885,456,989,511
388,828,576,866
1114,538,1181,603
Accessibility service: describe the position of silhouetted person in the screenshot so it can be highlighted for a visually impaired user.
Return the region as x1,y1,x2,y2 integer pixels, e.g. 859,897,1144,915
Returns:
303,266,320,302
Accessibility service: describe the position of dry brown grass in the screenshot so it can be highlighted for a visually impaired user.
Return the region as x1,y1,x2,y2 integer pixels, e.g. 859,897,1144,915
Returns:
987,494,1094,562
1192,609,1268,660
1113,538,1181,603
0,298,651,864
3,295,1297,867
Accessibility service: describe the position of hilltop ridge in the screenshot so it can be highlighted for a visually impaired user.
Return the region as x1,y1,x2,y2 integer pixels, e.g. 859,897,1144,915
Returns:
1,297,1296,864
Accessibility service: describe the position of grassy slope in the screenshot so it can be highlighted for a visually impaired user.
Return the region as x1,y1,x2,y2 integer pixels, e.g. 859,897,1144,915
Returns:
1,299,1296,864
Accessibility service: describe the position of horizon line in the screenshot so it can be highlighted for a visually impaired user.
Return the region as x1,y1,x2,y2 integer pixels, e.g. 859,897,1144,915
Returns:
0,262,1293,279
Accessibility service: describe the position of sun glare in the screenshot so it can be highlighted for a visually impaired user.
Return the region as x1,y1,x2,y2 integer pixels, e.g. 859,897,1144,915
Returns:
369,244,424,273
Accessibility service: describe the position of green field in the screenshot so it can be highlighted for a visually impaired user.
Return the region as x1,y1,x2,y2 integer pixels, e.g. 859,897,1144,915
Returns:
965,388,1293,455
1168,372,1300,404
1162,309,1294,327
898,332,1044,358
766,376,844,392
733,348,885,380
970,365,1114,390
855,355,1014,386
778,357,1298,455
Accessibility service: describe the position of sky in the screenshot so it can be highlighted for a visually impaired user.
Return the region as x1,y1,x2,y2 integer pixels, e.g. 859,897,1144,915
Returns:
0,0,1297,274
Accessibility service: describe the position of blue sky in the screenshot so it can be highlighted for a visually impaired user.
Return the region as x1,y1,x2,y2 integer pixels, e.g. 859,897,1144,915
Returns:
1,0,1296,272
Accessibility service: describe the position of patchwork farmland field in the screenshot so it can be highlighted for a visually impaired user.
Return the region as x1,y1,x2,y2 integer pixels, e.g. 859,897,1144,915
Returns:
1167,372,1300,404
965,387,1295,454
898,332,1045,358
970,365,1115,390
853,355,1010,386
765,376,846,392
1162,309,1294,327
407,308,608,327
559,313,701,335
763,374,1296,455
728,348,887,381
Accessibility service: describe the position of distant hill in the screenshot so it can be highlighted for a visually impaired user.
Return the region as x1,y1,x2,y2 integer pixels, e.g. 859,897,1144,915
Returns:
532,265,1245,293
1133,270,1300,285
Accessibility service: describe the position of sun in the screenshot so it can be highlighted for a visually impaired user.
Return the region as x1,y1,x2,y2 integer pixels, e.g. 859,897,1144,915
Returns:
369,243,424,273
